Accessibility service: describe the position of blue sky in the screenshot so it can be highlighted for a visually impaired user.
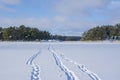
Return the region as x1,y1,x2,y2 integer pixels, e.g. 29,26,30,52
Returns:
0,0,120,36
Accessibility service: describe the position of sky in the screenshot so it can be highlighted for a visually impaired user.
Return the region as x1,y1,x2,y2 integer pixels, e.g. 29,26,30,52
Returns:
0,0,120,36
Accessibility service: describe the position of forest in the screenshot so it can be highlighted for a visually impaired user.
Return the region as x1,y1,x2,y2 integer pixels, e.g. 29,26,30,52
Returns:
0,25,81,41
1,23,120,41
0,25,51,41
81,24,120,41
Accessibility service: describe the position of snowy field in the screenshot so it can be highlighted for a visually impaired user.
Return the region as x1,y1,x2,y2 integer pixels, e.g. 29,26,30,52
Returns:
0,41,120,80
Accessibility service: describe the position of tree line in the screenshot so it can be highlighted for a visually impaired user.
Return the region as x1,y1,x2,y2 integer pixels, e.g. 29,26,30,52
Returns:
52,35,81,41
2,23,119,41
81,24,120,41
0,25,51,41
0,25,81,41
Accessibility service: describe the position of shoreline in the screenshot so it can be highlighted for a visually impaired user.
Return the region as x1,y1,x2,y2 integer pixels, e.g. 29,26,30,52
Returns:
0,40,120,44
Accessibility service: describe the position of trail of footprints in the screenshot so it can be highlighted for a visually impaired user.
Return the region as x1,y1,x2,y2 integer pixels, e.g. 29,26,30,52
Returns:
60,54,101,80
26,46,101,80
31,64,40,80
26,51,41,80
48,47,79,80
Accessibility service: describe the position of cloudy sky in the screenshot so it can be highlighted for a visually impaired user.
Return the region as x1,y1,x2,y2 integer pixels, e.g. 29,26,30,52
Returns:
0,0,120,36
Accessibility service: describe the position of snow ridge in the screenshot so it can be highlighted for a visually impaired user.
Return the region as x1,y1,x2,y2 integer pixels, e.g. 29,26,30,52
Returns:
48,47,79,80
60,54,101,80
26,50,41,80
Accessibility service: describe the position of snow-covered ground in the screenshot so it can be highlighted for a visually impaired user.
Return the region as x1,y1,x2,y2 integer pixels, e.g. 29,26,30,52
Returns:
0,41,119,80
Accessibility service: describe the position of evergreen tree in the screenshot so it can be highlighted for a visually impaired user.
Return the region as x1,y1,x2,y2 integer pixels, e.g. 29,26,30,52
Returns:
1,25,51,41
81,24,120,41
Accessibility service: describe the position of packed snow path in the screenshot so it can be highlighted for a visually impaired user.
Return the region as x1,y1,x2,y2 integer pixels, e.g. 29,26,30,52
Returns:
48,47,79,80
26,50,41,80
60,54,101,80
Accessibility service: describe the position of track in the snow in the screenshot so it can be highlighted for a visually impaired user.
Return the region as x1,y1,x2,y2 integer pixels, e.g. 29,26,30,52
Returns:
48,45,101,80
26,50,41,80
60,54,101,80
26,45,101,80
48,46,79,80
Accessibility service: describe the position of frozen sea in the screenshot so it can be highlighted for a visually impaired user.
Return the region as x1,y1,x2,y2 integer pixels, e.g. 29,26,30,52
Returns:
0,41,119,80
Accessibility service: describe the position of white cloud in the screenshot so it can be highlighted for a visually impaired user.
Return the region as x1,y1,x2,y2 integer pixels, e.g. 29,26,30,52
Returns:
0,18,50,28
0,16,102,35
109,0,120,8
0,0,20,5
101,0,120,25
0,0,21,11
55,0,109,15
0,4,14,11
55,0,120,35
